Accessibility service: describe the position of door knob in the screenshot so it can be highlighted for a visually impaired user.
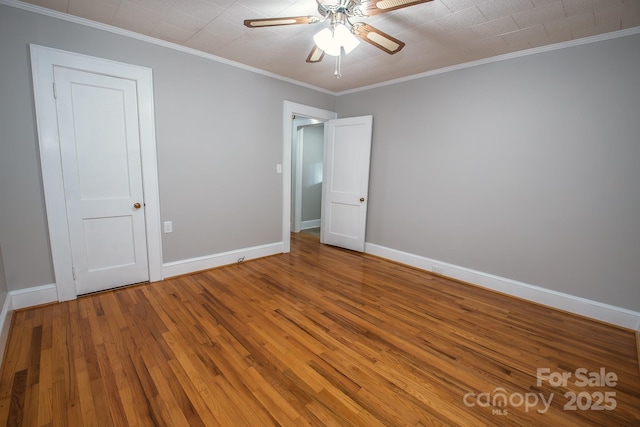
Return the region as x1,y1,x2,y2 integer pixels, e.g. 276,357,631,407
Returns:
133,202,142,209
360,197,365,202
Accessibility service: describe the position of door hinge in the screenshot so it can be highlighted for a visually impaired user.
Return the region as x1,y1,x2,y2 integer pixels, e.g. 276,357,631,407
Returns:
53,82,57,99
72,267,76,280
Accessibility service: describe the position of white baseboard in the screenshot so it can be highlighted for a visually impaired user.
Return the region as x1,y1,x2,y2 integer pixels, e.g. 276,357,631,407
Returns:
10,283,58,310
0,295,13,367
163,242,284,278
301,219,321,230
365,243,640,332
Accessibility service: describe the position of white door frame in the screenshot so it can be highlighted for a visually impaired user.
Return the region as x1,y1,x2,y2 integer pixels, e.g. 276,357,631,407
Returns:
282,101,336,253
30,44,163,301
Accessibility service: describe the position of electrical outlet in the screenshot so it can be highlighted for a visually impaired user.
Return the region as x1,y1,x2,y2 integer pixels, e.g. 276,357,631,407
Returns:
276,163,282,174
164,221,173,233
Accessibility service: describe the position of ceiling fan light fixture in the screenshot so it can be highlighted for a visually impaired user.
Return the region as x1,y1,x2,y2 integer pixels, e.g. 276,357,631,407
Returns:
313,28,338,56
335,23,360,54
313,24,360,56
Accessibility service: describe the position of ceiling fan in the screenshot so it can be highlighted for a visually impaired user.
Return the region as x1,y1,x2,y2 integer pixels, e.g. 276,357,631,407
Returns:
244,0,433,77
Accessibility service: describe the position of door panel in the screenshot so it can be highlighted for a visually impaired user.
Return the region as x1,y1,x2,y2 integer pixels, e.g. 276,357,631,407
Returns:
73,83,132,199
54,66,149,294
83,216,137,271
330,127,362,193
322,116,373,252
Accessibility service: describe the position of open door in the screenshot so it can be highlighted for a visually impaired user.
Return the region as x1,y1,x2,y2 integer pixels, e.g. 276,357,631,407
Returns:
321,116,373,252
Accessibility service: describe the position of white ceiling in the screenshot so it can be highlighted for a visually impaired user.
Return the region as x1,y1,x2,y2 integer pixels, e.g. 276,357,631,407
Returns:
14,0,640,92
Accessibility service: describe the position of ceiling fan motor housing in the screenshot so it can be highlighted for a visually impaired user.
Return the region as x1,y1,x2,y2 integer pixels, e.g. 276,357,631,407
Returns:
317,0,361,20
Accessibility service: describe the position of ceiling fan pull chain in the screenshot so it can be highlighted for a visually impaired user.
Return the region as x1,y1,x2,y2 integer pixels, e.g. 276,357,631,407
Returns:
334,51,342,79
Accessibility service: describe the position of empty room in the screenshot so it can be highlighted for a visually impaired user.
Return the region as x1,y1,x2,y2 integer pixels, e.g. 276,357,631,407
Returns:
0,0,639,425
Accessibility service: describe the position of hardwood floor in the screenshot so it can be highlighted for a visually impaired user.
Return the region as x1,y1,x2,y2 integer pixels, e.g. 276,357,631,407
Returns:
0,232,638,426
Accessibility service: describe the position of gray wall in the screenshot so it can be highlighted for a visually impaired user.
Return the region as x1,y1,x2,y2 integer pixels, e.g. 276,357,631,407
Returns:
337,33,640,312
301,124,323,223
0,4,334,292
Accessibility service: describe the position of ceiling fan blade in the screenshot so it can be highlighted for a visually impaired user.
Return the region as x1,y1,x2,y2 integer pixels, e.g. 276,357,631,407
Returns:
306,46,325,63
359,0,433,16
352,23,405,54
244,16,320,28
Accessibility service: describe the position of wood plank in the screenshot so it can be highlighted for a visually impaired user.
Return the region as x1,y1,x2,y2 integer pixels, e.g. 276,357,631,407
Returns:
7,370,26,427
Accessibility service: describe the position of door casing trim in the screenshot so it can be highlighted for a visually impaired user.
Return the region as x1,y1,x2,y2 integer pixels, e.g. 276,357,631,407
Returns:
30,44,163,301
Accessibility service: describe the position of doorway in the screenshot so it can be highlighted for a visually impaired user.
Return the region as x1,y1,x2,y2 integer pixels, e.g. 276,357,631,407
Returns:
282,102,373,254
292,118,324,236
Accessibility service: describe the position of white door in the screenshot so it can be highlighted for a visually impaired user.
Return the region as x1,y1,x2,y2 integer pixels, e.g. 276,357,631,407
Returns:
321,116,373,252
54,66,149,295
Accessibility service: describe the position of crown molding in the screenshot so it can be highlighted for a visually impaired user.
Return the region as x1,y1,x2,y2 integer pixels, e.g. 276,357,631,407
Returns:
337,26,640,95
